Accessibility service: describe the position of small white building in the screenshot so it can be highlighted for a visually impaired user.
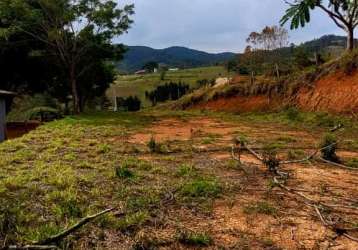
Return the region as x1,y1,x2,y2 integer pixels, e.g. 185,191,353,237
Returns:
0,90,16,142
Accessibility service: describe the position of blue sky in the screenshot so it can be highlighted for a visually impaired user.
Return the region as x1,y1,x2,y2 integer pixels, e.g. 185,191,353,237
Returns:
116,0,345,53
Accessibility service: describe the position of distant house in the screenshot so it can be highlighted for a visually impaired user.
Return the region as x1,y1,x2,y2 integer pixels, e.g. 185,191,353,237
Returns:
169,68,179,72
135,69,147,75
0,90,16,142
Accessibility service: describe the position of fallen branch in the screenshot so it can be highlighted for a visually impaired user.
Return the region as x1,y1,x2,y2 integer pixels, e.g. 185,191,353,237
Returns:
35,208,115,245
7,246,58,250
280,143,337,165
314,205,358,243
318,157,358,171
330,123,344,132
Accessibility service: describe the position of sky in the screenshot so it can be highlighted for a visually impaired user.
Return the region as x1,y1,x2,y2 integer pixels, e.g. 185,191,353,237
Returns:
116,0,345,53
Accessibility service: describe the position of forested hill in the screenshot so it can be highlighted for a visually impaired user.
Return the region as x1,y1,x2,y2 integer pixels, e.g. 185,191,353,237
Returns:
116,46,236,72
299,35,353,53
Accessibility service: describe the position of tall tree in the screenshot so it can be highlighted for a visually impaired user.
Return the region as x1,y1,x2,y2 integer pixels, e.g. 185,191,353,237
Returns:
0,0,134,113
281,0,358,50
245,26,289,79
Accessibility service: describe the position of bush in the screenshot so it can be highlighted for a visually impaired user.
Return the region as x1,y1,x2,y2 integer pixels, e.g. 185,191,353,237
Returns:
122,96,141,111
285,107,302,121
320,134,340,163
147,136,167,153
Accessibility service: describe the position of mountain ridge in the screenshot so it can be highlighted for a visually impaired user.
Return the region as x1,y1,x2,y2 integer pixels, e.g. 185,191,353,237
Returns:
117,45,236,72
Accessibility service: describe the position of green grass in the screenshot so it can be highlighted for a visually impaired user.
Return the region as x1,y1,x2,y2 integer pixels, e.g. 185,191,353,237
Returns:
178,231,213,246
179,178,221,199
347,158,358,168
1,108,357,248
108,66,231,107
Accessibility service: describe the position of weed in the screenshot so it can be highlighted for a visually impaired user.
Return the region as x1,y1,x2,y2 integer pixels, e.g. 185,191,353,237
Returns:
115,166,135,179
243,202,278,216
176,164,196,177
147,135,157,153
147,136,168,153
97,144,111,154
177,231,213,246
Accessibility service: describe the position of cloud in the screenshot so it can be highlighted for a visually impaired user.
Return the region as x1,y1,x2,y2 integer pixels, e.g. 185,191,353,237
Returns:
116,0,344,53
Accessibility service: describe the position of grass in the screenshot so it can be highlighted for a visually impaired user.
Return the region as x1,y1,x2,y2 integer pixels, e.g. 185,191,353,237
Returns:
179,178,221,199
347,158,358,168
1,108,357,248
108,66,232,107
243,202,278,216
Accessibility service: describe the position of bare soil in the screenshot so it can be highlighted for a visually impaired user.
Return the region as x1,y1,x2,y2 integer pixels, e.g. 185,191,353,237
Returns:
126,116,358,249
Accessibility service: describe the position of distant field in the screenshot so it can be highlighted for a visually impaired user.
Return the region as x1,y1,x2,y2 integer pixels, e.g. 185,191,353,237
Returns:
107,66,232,107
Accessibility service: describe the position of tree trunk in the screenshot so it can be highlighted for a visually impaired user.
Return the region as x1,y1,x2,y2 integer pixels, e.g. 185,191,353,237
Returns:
70,67,80,114
347,27,354,51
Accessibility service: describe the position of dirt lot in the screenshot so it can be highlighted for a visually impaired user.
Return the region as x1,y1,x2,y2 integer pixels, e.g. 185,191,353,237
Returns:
0,111,357,249
126,116,358,249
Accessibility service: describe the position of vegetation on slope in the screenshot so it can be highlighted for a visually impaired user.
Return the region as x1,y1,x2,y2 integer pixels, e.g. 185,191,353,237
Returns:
108,66,232,107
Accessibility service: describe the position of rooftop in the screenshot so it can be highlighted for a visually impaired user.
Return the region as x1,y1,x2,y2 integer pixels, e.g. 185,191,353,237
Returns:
0,90,16,97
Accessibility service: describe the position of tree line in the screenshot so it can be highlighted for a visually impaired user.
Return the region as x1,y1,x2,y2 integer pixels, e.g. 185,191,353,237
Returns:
145,82,190,106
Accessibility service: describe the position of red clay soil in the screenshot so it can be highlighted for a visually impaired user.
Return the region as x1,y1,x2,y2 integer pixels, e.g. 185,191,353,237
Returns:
295,71,358,113
194,95,279,113
191,69,358,114
6,122,41,139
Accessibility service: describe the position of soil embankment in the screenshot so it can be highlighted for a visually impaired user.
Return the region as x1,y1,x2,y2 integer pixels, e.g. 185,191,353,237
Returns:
188,69,358,114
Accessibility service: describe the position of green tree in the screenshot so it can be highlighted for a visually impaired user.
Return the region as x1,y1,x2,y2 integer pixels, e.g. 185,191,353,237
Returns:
281,0,358,50
0,0,134,113
293,46,313,69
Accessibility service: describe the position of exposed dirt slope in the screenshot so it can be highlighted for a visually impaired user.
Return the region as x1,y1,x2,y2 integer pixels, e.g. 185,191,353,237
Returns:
295,71,358,113
176,53,358,114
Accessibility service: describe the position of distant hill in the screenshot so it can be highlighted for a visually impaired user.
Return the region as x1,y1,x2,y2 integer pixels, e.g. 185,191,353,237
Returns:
117,46,236,73
299,35,353,55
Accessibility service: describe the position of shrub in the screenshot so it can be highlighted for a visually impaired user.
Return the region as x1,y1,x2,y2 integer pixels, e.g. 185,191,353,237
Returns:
147,136,167,153
115,166,135,179
147,136,157,153
320,134,340,163
285,107,302,121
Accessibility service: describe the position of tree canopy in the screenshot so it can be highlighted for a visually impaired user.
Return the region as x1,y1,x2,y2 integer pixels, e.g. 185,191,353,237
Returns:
0,0,134,113
281,0,358,50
